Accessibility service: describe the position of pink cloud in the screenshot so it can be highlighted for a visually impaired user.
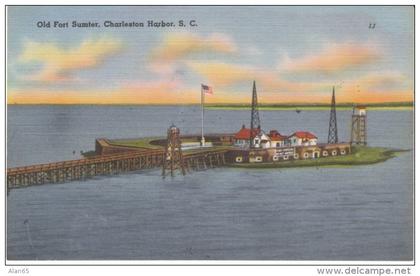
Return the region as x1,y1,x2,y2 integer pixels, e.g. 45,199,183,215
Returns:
150,32,237,63
187,61,326,93
19,37,123,83
279,42,382,74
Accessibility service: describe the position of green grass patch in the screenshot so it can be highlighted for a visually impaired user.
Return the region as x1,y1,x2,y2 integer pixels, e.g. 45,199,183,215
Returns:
226,146,409,169
109,136,236,153
182,145,235,155
109,137,164,149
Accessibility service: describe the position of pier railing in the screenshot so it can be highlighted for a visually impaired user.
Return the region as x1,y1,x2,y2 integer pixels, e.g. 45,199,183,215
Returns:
7,148,228,189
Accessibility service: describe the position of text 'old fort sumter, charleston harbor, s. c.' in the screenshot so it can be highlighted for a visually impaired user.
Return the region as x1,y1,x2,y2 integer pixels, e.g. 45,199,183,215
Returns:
36,20,198,29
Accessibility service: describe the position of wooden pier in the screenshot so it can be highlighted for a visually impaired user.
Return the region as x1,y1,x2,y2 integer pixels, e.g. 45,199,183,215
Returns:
7,149,228,189
184,149,227,172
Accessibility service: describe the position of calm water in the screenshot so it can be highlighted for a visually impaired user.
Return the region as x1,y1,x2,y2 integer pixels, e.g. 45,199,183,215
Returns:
7,105,413,260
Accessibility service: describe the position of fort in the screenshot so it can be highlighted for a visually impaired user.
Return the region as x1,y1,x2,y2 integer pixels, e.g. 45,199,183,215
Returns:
6,81,406,190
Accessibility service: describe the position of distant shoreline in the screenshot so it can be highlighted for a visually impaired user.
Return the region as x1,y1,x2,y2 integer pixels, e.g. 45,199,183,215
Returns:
6,101,414,111
207,106,413,111
206,102,414,111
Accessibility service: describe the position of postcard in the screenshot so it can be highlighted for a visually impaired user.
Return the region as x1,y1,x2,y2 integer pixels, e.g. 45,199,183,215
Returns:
5,5,414,267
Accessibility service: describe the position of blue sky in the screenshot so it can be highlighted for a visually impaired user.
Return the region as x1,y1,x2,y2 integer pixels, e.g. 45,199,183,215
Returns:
7,6,414,104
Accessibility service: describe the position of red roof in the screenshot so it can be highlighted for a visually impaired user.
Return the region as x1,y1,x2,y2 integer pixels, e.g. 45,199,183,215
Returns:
289,131,317,139
268,130,288,141
234,127,260,140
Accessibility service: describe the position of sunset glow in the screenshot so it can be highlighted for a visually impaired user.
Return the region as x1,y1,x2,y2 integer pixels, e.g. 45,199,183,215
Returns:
7,6,414,105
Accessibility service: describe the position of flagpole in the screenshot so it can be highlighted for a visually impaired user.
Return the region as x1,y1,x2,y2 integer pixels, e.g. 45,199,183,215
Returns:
201,86,205,146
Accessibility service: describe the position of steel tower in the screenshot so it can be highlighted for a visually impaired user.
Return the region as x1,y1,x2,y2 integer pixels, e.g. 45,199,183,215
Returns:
328,86,338,144
249,80,261,148
162,124,186,178
350,105,367,145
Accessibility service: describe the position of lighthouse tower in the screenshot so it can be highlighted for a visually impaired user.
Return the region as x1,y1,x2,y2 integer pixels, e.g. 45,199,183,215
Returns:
350,105,367,145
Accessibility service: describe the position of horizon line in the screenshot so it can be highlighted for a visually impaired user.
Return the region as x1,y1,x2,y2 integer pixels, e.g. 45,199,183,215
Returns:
6,101,414,106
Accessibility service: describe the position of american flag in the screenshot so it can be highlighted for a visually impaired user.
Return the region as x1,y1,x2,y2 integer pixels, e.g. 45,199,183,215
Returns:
201,84,213,95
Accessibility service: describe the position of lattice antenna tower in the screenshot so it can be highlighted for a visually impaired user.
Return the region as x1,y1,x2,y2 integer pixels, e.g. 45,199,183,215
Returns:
249,80,261,148
328,86,338,144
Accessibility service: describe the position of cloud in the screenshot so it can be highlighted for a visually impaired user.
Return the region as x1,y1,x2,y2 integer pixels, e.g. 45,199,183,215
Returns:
336,71,409,94
187,61,254,87
338,88,413,103
334,71,413,102
8,80,198,105
278,42,382,74
150,32,237,63
8,70,413,104
19,37,123,83
187,60,413,103
356,72,410,92
187,61,323,93
121,79,182,92
118,81,198,104
147,32,238,83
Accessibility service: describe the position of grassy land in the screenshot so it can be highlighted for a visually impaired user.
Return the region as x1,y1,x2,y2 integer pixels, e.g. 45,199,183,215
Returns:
108,137,235,154
182,145,235,155
109,137,210,149
108,137,164,149
226,146,409,169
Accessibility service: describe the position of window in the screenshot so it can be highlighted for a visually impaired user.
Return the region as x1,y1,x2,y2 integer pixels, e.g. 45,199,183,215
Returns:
276,142,280,147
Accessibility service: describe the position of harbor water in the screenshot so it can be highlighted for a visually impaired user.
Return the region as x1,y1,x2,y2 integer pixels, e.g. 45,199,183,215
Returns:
6,105,413,260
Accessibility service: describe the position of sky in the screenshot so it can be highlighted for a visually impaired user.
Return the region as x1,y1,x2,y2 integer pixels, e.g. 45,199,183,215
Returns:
7,6,414,104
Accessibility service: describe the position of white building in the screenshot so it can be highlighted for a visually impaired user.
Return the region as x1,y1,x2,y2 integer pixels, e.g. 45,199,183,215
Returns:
234,125,272,148
234,125,260,147
253,131,271,149
288,131,318,146
268,130,288,148
234,126,318,149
